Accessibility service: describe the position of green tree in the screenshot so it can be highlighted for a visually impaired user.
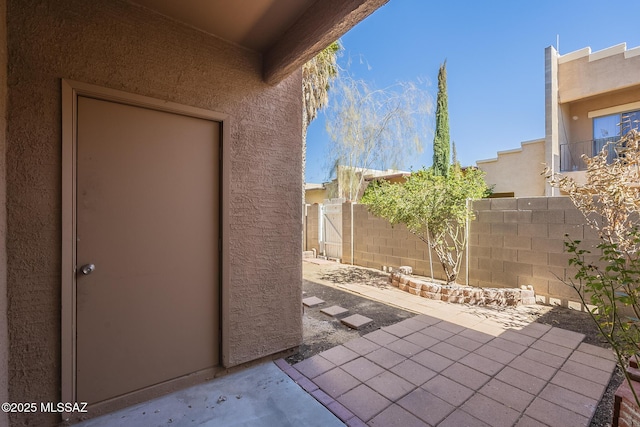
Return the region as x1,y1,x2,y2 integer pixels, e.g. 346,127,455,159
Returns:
302,41,341,202
361,166,488,283
432,61,450,176
326,76,432,200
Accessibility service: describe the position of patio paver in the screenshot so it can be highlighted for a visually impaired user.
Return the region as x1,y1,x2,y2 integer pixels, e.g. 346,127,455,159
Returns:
303,296,326,307
280,262,618,426
280,313,616,427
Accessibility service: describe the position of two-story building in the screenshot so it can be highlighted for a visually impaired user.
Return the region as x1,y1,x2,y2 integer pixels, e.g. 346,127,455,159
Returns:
478,43,640,196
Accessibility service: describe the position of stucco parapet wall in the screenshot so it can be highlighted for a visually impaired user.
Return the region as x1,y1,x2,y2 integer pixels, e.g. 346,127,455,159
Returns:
558,43,640,64
476,138,544,165
389,270,536,307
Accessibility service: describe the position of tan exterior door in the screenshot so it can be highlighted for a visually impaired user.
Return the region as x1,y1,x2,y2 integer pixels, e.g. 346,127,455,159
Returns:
75,96,220,404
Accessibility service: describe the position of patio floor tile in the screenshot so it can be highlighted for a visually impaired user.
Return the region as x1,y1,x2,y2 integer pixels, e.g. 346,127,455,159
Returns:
478,378,535,412
327,400,355,422
319,345,359,365
411,349,455,372
385,338,423,358
486,336,527,355
343,337,381,356
397,388,455,425
310,389,334,406
404,331,439,348
560,359,613,385
457,328,495,344
521,347,566,369
539,383,598,418
525,396,589,427
510,355,558,381
436,321,467,334
341,357,385,382
441,363,491,391
368,403,429,427
303,296,325,307
530,338,574,358
342,314,374,330
430,341,470,361
313,367,361,399
294,355,335,379
363,329,399,346
422,374,474,406
445,334,484,352
517,322,552,338
568,350,617,372
393,317,433,332
461,393,521,427
439,409,491,427
475,343,517,364
500,329,538,347
381,323,415,338
365,371,415,401
550,370,607,400
337,384,392,422
515,414,550,427
321,305,349,317
576,342,616,360
540,328,585,349
495,366,547,395
420,325,455,340
346,417,368,427
390,359,437,386
459,352,505,376
412,314,441,325
365,347,407,369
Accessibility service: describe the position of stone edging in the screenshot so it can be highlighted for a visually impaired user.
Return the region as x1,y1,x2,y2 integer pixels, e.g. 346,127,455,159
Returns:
390,266,535,306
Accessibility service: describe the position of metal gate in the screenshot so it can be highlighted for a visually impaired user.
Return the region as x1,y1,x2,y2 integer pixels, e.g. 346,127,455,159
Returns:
320,200,343,260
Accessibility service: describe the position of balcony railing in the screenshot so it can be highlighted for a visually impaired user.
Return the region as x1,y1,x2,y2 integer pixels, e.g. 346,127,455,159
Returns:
559,136,619,172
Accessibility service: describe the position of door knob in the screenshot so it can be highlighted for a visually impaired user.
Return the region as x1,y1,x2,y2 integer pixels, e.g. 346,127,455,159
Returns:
79,264,95,275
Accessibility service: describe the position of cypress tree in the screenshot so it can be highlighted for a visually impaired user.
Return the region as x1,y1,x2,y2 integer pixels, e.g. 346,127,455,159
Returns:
432,61,450,176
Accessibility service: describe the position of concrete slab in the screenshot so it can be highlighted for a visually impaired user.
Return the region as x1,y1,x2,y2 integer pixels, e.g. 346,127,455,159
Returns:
341,314,374,330
74,362,343,427
303,296,325,307
321,305,349,317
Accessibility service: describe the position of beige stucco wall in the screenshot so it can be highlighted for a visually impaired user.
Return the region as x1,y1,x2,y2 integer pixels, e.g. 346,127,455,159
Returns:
7,0,302,424
305,188,327,205
566,85,640,143
477,139,546,197
559,46,640,103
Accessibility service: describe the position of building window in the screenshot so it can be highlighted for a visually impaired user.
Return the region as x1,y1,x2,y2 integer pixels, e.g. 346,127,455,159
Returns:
592,109,640,163
593,109,640,140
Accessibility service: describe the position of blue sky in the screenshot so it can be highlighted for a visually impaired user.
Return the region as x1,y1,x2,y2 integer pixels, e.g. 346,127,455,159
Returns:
305,0,640,183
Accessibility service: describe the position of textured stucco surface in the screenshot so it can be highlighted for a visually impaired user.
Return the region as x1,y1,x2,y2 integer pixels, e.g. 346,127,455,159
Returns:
559,49,640,103
7,0,302,424
477,139,545,197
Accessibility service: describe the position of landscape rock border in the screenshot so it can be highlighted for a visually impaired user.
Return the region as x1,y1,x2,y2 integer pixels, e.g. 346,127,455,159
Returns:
390,266,536,306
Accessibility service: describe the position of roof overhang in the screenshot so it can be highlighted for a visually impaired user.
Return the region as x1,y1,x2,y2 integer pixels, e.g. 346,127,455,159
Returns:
129,0,389,84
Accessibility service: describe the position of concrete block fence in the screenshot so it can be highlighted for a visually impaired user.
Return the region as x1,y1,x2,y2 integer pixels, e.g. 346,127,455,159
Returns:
469,197,601,309
304,197,603,309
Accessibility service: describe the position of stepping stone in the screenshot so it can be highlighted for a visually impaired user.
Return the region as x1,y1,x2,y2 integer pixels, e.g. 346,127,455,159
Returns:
302,296,325,307
341,314,373,330
321,305,349,317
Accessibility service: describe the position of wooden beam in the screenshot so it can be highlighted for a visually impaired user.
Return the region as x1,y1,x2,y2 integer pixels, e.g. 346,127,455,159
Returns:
263,0,388,85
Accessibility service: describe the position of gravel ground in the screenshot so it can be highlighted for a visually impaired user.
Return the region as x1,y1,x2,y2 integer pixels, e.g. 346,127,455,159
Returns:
289,261,623,427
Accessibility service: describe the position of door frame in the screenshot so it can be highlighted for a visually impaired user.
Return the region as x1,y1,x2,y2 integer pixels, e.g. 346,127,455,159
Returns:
61,80,230,416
